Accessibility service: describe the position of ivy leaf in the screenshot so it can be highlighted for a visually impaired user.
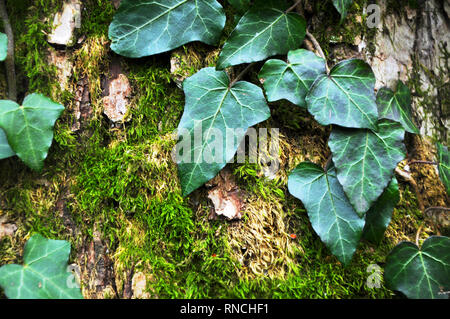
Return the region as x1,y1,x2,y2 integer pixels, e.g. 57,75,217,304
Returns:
0,32,7,61
328,120,406,216
385,236,450,299
0,94,64,171
287,162,365,265
362,177,399,245
376,82,419,134
333,0,353,22
0,234,83,299
0,128,14,160
306,59,378,130
177,67,270,196
437,142,450,196
216,1,306,69
227,0,251,13
259,49,326,107
108,0,226,58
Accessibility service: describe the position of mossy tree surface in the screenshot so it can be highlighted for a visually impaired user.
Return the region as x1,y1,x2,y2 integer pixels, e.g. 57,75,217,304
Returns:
0,0,448,299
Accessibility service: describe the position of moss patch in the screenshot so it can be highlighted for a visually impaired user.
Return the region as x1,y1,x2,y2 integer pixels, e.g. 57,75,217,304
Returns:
0,0,448,300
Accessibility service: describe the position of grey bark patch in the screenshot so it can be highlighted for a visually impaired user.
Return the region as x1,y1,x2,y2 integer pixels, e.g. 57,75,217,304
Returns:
47,0,82,47
102,57,131,123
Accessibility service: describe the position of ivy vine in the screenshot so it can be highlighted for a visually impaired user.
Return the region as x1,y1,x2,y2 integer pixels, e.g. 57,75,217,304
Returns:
0,0,447,300
106,0,449,298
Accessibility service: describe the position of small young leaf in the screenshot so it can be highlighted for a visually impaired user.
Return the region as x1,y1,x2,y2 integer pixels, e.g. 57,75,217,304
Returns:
306,59,378,130
437,142,450,195
287,162,365,265
0,234,83,299
376,82,419,134
362,177,399,245
259,49,326,107
0,32,7,61
385,236,450,299
328,120,406,216
109,0,226,58
333,0,353,22
0,128,14,160
216,1,306,69
177,67,270,196
227,0,251,13
0,94,64,171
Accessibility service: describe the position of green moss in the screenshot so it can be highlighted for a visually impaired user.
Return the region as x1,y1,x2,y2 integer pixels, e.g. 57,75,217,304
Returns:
0,0,440,300
7,0,62,98
127,61,185,143
80,0,115,38
309,0,378,60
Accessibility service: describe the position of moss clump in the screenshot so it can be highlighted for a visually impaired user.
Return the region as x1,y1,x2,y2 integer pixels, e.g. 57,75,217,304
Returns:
6,0,62,98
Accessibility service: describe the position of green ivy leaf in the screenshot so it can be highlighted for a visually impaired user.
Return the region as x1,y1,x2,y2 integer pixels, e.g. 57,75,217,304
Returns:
108,0,226,58
216,1,306,69
177,67,270,196
362,177,399,245
437,142,450,196
287,162,365,265
328,120,406,216
259,49,326,107
376,82,419,134
306,59,378,130
0,32,7,61
333,0,353,22
0,94,64,171
0,234,83,299
385,236,450,299
227,0,251,13
0,128,14,160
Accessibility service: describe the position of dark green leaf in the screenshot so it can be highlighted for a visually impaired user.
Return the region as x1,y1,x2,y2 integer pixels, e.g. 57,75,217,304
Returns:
376,82,419,134
328,120,406,216
287,162,365,265
0,234,83,299
216,1,306,69
227,0,251,13
333,0,353,22
177,67,270,196
0,32,7,61
259,49,326,107
0,128,14,160
362,177,399,245
385,236,450,299
109,0,226,58
0,94,64,171
306,59,378,130
437,142,450,196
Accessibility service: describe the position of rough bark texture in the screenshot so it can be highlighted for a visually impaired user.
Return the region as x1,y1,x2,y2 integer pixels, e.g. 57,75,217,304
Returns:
367,0,449,143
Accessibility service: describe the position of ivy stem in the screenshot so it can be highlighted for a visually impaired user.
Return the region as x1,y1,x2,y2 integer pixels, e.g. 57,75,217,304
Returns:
324,155,333,172
229,63,254,89
394,167,425,211
305,30,330,74
424,206,450,215
0,0,16,101
415,224,422,246
408,160,438,166
285,0,303,14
